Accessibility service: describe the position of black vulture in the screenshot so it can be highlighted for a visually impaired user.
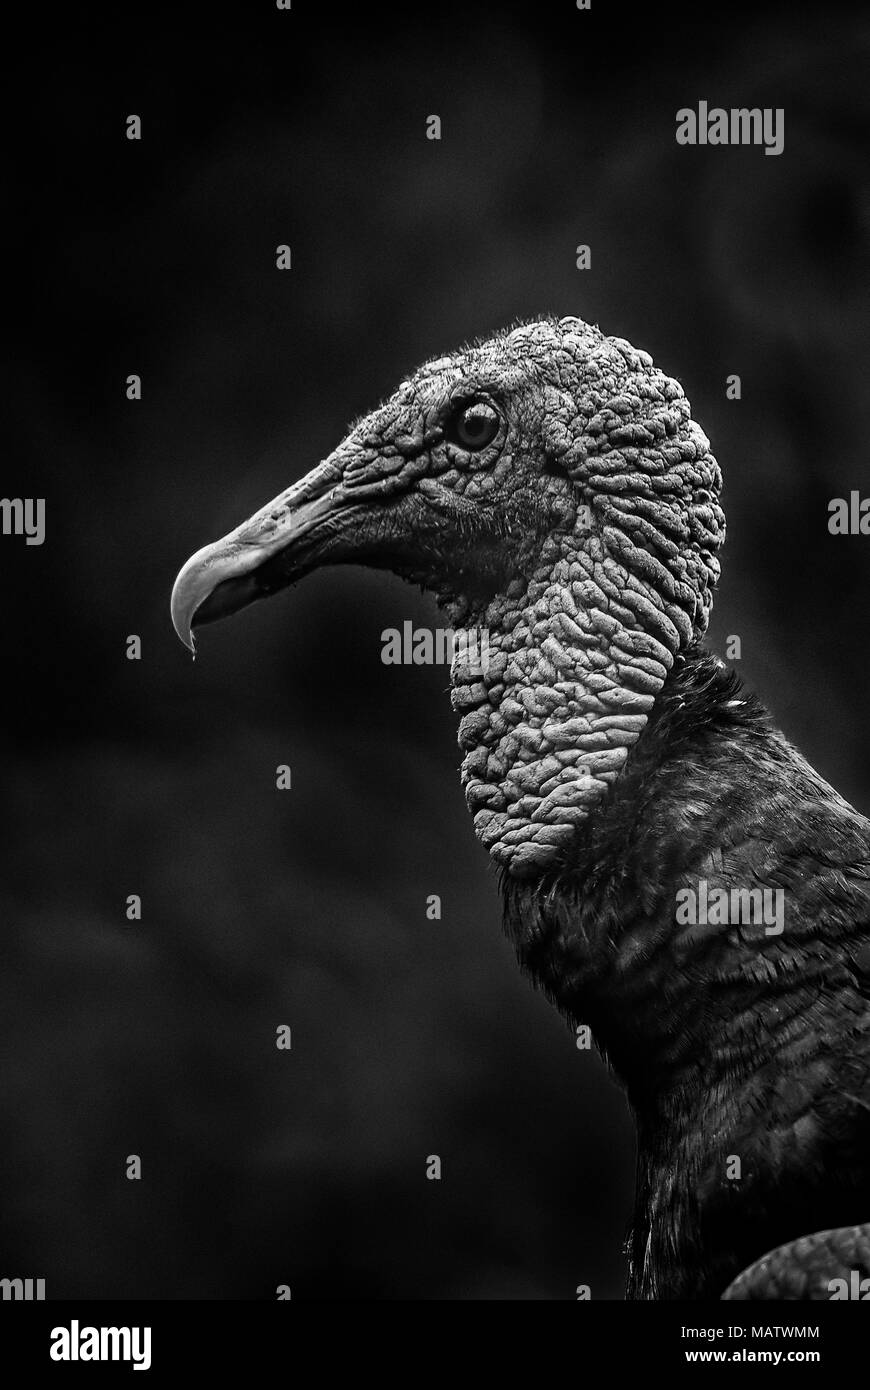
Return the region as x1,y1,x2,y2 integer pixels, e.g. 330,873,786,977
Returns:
171,317,870,1300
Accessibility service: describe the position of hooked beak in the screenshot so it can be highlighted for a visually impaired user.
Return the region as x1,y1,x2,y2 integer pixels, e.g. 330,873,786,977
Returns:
170,457,352,652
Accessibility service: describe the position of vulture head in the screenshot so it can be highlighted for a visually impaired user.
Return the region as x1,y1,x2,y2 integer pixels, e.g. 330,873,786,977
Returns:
172,317,725,877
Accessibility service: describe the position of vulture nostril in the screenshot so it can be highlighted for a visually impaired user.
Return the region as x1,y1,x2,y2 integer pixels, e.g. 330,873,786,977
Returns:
541,457,569,480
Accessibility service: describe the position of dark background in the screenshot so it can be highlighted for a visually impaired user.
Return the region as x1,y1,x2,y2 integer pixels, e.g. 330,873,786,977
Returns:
4,1,869,1299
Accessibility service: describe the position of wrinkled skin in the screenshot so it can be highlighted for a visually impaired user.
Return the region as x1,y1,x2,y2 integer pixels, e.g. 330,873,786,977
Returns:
171,317,869,1299
172,317,724,877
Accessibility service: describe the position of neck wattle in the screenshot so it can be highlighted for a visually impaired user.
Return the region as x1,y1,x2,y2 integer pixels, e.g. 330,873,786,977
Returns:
450,533,688,879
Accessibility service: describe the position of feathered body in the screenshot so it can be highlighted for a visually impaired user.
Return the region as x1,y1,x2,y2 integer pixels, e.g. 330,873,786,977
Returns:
505,650,870,1297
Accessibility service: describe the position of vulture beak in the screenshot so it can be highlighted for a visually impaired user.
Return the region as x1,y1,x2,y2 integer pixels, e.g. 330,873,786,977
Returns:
170,457,349,652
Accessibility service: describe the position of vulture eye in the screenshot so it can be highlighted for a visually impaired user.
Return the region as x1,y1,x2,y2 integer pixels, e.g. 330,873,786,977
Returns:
447,399,501,451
